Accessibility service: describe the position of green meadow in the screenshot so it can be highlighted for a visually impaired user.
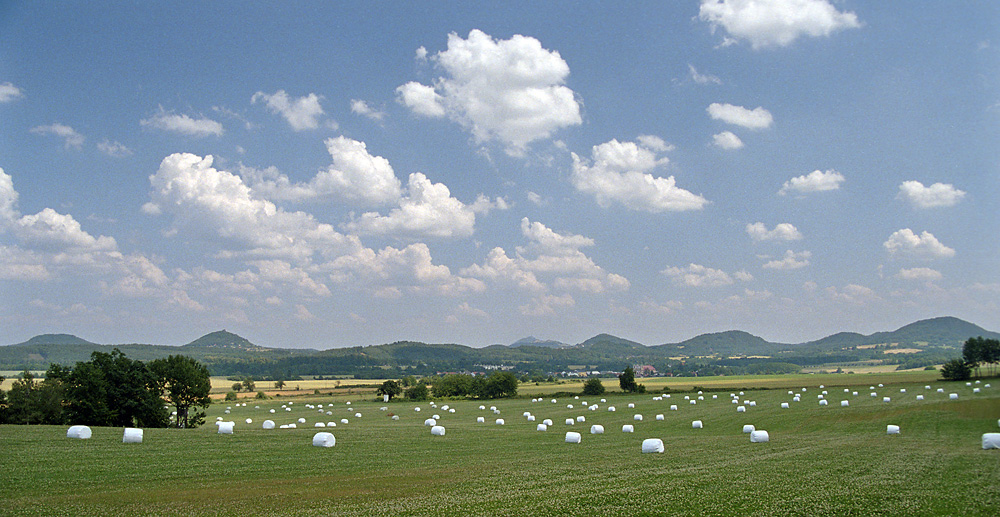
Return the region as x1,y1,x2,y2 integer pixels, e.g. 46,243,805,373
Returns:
3,377,999,516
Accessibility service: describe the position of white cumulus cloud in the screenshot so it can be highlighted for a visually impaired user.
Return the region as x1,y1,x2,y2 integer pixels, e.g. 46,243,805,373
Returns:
688,64,722,85
707,103,773,129
897,180,966,209
662,263,734,287
883,229,955,259
778,169,844,195
97,140,133,157
252,90,328,131
344,172,480,239
397,29,582,156
140,107,224,137
746,222,802,241
896,267,943,281
699,0,862,49
762,250,811,270
350,99,386,121
571,138,708,213
712,131,744,149
0,82,24,102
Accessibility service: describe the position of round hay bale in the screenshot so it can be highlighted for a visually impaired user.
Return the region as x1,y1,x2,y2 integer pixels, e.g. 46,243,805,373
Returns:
537,423,548,431
622,425,634,433
690,400,697,405
565,418,575,426
269,409,276,414
523,411,531,417
642,438,664,453
743,424,755,433
67,425,92,439
986,433,1000,449
590,424,604,434
431,425,446,436
692,420,703,429
314,422,326,428
565,431,582,444
476,416,485,423
391,415,399,421
841,400,849,407
750,430,769,443
634,414,643,421
950,393,959,400
551,399,557,403
781,403,789,409
246,418,253,424
312,432,336,447
712,394,718,399
218,422,235,434
916,395,924,401
122,428,143,444
974,388,981,394
819,400,828,406
628,403,635,408
656,414,664,421
262,420,275,429
749,401,756,407
576,416,586,423
543,419,553,426
567,404,574,409
415,407,421,412
883,397,891,403
670,405,678,411
355,413,362,418
608,406,616,412
527,415,536,422
737,406,746,413
327,422,337,427
886,425,900,435
298,418,306,424
424,418,437,427
288,423,297,429
341,418,349,424
495,419,505,425
449,408,456,413
433,414,441,420
479,405,486,410
937,388,944,393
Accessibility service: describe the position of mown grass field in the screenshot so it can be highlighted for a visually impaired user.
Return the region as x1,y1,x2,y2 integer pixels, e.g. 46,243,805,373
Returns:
3,375,999,516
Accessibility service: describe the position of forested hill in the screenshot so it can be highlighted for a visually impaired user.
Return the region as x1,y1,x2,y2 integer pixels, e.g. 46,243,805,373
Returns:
1,316,997,377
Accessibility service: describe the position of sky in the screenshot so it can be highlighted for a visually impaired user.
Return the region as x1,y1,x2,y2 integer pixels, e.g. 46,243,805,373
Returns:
1,1,998,349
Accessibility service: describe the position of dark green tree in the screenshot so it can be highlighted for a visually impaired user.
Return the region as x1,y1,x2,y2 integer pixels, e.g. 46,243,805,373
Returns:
232,382,243,392
405,382,429,401
582,377,606,396
6,370,64,425
963,337,1000,378
0,375,7,424
619,366,639,393
377,380,403,401
940,359,972,381
242,377,256,392
483,372,518,399
150,355,212,429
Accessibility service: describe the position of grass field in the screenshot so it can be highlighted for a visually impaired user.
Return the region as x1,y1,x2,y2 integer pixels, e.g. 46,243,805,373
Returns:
3,375,999,515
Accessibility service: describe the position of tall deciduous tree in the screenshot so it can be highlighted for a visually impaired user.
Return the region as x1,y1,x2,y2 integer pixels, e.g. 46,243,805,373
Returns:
377,380,403,401
150,355,212,429
5,370,64,425
619,366,639,393
582,377,606,396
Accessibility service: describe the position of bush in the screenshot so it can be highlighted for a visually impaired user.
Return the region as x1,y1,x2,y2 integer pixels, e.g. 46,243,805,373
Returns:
582,378,605,396
405,383,429,401
224,391,238,401
255,391,268,399
940,359,971,381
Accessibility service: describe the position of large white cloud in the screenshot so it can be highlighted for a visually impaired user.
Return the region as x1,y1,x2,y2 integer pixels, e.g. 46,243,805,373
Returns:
242,136,403,205
707,103,773,129
252,90,328,131
699,0,862,49
140,107,224,137
712,131,744,150
746,222,802,241
30,123,85,149
397,29,582,155
778,169,844,196
883,229,955,259
327,243,485,296
571,138,708,213
897,180,966,209
144,153,362,262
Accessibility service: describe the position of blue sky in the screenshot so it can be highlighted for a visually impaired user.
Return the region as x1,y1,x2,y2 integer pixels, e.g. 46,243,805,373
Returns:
1,1,998,348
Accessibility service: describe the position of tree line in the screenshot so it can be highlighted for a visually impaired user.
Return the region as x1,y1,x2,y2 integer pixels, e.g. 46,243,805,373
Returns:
940,337,1000,381
0,350,212,428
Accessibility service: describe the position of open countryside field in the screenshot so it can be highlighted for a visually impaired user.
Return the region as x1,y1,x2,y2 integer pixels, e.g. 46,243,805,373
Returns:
3,375,1000,515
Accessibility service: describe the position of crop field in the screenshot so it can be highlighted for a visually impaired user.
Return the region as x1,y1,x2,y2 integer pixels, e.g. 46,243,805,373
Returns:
3,376,999,515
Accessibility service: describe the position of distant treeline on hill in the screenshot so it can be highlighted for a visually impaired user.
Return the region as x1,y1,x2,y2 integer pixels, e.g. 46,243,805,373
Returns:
2,317,997,380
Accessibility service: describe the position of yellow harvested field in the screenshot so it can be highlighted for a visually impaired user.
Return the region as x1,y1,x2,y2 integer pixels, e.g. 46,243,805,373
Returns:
883,348,922,354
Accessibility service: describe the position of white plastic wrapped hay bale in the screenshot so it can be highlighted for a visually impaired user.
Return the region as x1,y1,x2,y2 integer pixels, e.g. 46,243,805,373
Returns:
328,422,337,427
974,388,981,394
479,405,486,410
608,406,616,412
414,407,421,412
542,419,553,426
262,420,275,430
692,420,703,429
712,394,718,399
983,433,1000,449
433,414,441,420
218,422,235,434
391,415,399,421
431,425,446,436
622,425,634,433
122,428,143,444
590,424,604,434
246,418,253,424
523,411,531,417
642,438,664,453
781,403,789,409
298,417,306,424
565,418,575,426
819,400,828,406
841,400,849,407
690,400,697,405
750,430,769,443
315,422,326,428
355,413,362,418
916,395,924,401
937,388,944,393
950,393,959,400
551,399,557,404
495,419,505,425
737,406,746,413
269,409,276,414
883,397,891,403
731,399,738,404
288,423,297,429
670,405,678,411
567,404,574,409
67,425,92,439
656,414,664,421
628,403,635,408
577,416,586,423
749,401,756,407
312,432,336,447
475,416,485,423
886,425,900,435
424,418,437,427
279,425,289,429
565,431,582,444
743,424,755,433
537,423,548,431
634,414,643,421
341,418,349,424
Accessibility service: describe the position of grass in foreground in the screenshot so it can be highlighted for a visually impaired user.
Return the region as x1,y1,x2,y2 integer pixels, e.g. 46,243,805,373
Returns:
2,377,999,516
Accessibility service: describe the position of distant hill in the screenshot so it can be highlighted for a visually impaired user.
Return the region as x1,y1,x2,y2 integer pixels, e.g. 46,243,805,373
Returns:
655,330,784,357
509,336,569,349
11,333,96,347
183,330,267,351
800,317,1000,352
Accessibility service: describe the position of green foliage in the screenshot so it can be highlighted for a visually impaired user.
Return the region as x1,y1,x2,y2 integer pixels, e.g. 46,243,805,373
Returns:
5,370,64,425
400,375,416,387
255,391,269,400
56,350,168,428
404,383,429,401
963,336,1000,377
232,382,243,392
225,391,238,401
149,354,212,429
618,366,640,393
482,371,518,399
581,377,605,396
376,380,403,401
274,379,286,389
939,359,971,381
242,377,256,392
